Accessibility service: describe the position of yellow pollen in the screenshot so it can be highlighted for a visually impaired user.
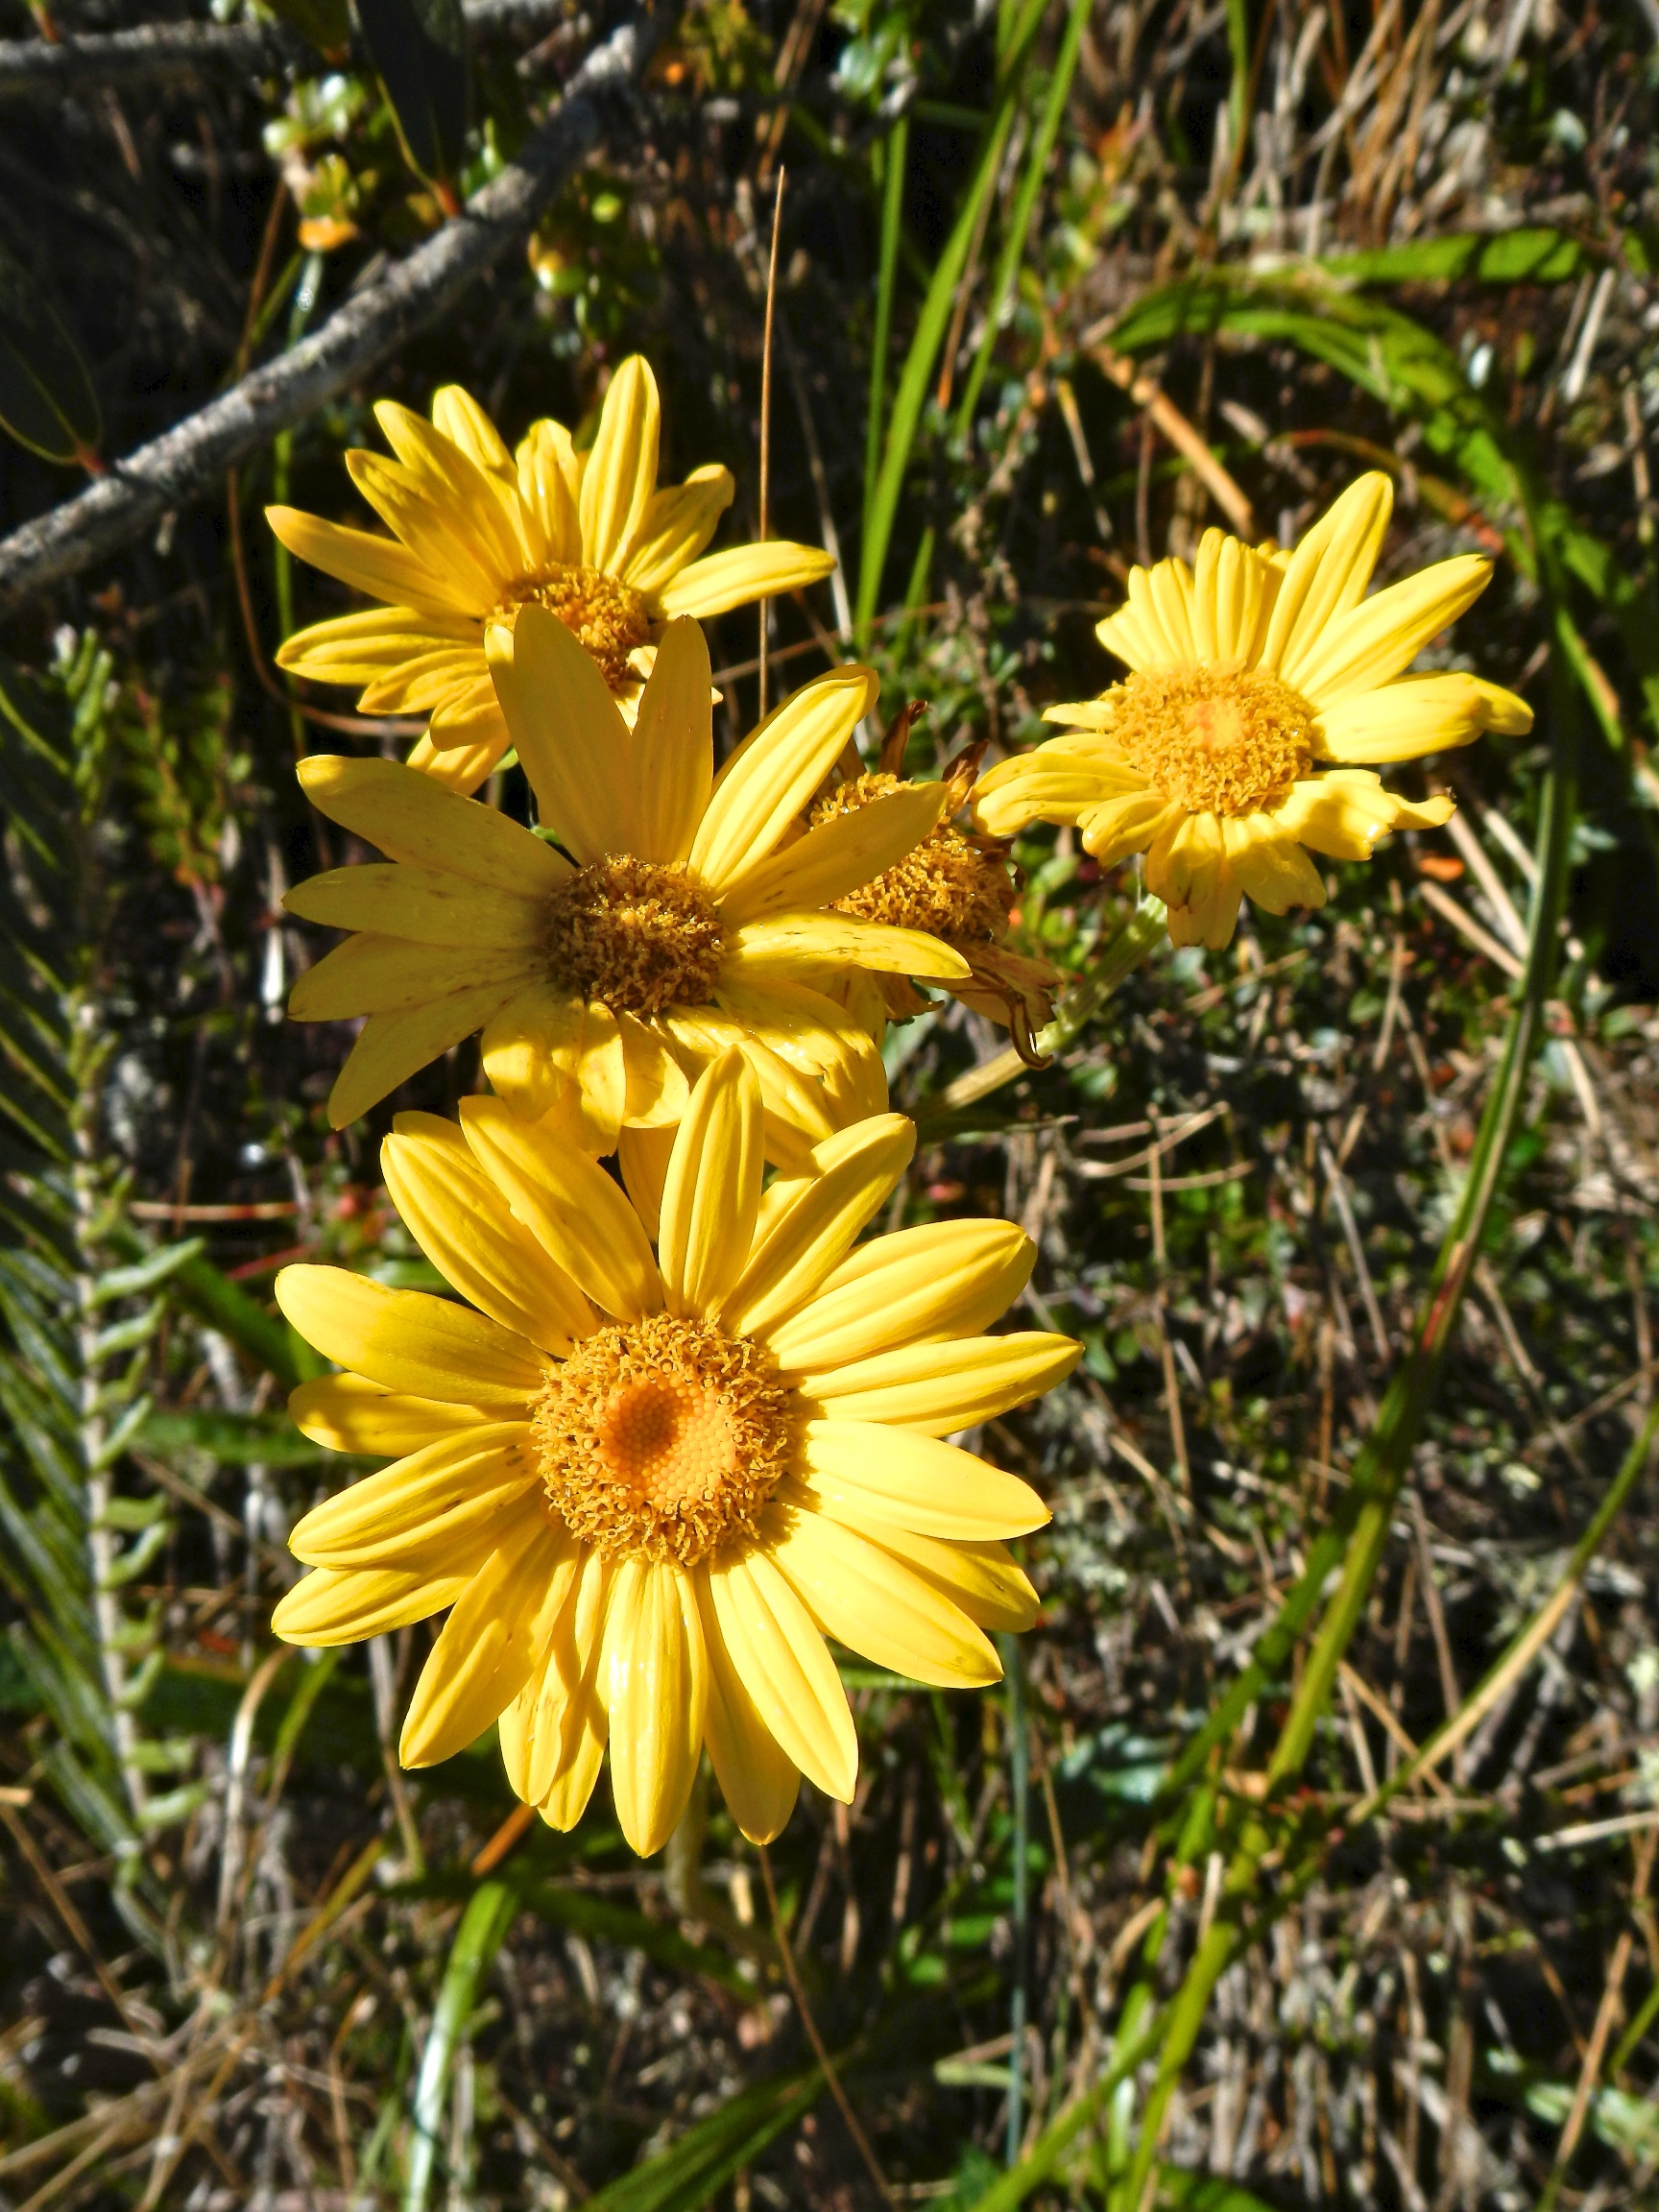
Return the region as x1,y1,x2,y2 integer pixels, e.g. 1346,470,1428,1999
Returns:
499,564,652,692
543,856,724,1016
533,1315,794,1565
811,772,1014,946
1108,664,1317,816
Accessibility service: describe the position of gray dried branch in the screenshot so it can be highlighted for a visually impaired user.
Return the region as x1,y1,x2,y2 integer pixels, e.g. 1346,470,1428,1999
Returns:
0,3,669,618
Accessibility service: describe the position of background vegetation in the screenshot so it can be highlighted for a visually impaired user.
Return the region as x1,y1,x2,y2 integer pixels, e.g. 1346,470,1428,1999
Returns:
2,0,1659,2205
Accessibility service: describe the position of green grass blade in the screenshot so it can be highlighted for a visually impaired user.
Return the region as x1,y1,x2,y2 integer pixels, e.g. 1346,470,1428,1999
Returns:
865,115,909,531
584,2062,824,2211
403,1879,519,2212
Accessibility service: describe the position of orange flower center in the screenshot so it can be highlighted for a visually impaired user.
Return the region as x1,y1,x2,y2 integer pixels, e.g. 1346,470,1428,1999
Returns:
532,1314,794,1564
499,564,652,692
543,855,724,1015
1108,664,1316,816
812,771,1014,946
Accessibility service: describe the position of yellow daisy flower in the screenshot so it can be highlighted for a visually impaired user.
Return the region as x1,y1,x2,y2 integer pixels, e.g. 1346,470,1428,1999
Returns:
268,355,835,793
972,474,1533,949
271,1052,1079,1854
284,615,971,1162
805,709,1061,1067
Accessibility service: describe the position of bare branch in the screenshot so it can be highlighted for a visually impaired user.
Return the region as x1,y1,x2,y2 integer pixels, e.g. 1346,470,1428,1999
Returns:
0,0,572,99
0,6,668,621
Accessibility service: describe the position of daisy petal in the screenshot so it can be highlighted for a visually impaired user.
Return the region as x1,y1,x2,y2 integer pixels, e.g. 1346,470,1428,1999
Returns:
721,1115,915,1337
489,607,633,863
859,1524,1040,1632
460,1096,663,1321
659,1050,764,1319
725,913,971,982
800,1419,1048,1541
1261,471,1394,680
764,1499,1000,1689
296,755,570,898
346,450,502,610
288,1373,499,1455
383,1115,596,1352
763,1219,1034,1370
721,781,950,925
1292,555,1493,707
616,1124,675,1241
1191,530,1274,665
516,419,582,568
276,606,480,686
275,1264,545,1406
285,864,542,950
430,385,516,480
1313,670,1497,762
513,1547,613,1818
628,616,713,864
1222,818,1328,914
689,666,879,892
798,1332,1080,1435
706,1549,856,1802
600,1556,707,1857
1273,771,1454,860
290,934,529,1021
658,541,836,619
267,504,466,615
580,355,661,573
621,466,734,597
274,1565,471,1646
1080,791,1177,869
327,982,517,1130
399,1516,575,1767
289,1425,539,1569
695,1571,800,1843
373,401,529,577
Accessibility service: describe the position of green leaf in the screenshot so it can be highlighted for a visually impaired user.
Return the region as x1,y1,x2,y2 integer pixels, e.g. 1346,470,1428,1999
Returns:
1155,2172,1282,2212
585,2063,824,2212
137,1407,348,1467
0,241,101,466
1318,226,1589,287
353,0,470,192
404,1880,519,2212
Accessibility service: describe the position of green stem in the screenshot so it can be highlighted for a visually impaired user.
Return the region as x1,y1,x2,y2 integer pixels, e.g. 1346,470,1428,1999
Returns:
1001,1633,1029,2165
865,117,909,531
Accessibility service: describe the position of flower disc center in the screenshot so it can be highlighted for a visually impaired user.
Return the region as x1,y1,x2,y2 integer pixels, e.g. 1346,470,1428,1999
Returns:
813,772,1013,946
500,564,652,692
533,1315,795,1564
1111,665,1316,816
544,856,724,1016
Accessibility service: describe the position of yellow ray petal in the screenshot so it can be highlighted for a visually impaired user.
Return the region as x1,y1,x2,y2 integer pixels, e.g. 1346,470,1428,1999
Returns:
1260,472,1394,680
404,726,511,797
620,466,734,597
659,1050,764,1319
616,1123,675,1242
599,1556,707,1858
266,504,468,615
800,1419,1048,1540
1470,677,1534,734
857,1523,1039,1632
431,385,515,480
327,981,517,1130
517,419,582,568
373,400,530,578
345,449,503,610
460,1096,663,1321
1190,530,1273,665
763,1499,1000,1688
627,616,713,864
798,1331,1080,1435
762,1219,1034,1370
488,605,635,862
662,1014,839,1169
289,1424,539,1569
689,666,879,893
276,606,480,686
276,1264,546,1406
695,1571,800,1844
725,913,971,982
618,1015,691,1129
721,1114,915,1337
1079,791,1177,869
274,1564,471,1647
508,1545,613,1815
383,1116,596,1352
1313,670,1497,763
1294,555,1493,708
705,1549,856,1802
290,932,531,1022
285,864,543,950
1094,600,1167,670
1149,812,1241,949
399,1515,576,1767
288,1373,500,1456
480,985,588,1121
720,781,950,926
1272,770,1453,860
296,755,570,897
1142,557,1197,663
1221,817,1328,914
658,541,836,619
579,355,661,572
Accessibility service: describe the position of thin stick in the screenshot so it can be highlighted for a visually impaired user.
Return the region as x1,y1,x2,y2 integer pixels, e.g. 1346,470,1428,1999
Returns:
757,168,785,721
757,1844,893,2205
